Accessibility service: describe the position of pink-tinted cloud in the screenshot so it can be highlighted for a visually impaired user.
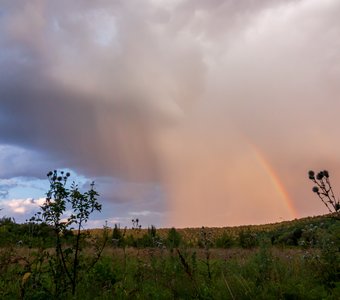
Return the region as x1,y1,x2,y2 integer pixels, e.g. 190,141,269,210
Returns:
1,0,340,227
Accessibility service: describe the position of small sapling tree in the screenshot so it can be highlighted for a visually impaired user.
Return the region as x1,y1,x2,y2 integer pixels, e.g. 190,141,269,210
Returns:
31,170,103,296
166,227,182,250
308,170,340,213
112,224,124,247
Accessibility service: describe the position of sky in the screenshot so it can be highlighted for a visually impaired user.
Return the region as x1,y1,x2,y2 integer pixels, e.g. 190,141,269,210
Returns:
1,0,340,228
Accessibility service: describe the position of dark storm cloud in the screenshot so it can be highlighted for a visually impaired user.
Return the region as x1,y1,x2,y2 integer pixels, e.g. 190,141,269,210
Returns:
0,0,206,181
84,176,166,214
0,0,304,181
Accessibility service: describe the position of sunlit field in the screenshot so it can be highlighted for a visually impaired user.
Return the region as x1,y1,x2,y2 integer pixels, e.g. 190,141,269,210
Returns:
1,213,339,299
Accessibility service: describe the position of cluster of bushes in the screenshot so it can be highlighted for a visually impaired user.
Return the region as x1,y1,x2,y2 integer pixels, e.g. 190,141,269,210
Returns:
111,224,181,249
269,216,340,248
2,216,338,251
0,217,75,248
110,217,340,250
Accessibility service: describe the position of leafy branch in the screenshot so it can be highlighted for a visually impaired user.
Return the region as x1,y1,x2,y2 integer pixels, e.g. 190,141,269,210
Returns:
30,170,102,296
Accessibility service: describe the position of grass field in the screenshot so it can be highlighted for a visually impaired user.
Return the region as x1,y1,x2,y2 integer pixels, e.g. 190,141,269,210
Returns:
1,213,339,299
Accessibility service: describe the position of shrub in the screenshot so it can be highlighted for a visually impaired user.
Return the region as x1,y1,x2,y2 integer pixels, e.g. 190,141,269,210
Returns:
166,227,182,249
138,225,162,248
30,170,104,296
215,231,234,248
112,224,125,247
239,229,258,249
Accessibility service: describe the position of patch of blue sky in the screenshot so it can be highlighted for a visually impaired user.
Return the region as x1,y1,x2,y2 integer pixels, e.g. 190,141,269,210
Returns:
0,171,97,223
4,177,47,200
0,168,92,201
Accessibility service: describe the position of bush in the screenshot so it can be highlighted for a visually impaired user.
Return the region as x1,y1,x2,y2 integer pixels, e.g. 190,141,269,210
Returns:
112,224,125,247
166,227,182,249
239,229,259,249
215,231,234,248
138,225,162,248
29,170,104,296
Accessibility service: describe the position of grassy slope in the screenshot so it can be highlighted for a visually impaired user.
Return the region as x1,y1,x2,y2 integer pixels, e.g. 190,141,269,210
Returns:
87,212,339,242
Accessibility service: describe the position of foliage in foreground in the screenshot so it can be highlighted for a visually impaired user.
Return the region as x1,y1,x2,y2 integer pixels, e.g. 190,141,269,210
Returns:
0,170,107,298
0,243,339,299
0,215,339,299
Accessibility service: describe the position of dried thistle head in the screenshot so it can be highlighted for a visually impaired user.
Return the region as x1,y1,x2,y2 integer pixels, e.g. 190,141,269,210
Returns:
316,172,324,180
308,170,315,180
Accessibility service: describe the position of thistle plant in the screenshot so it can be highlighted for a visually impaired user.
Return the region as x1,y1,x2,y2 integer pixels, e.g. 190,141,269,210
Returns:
30,170,102,296
132,218,142,230
308,170,340,213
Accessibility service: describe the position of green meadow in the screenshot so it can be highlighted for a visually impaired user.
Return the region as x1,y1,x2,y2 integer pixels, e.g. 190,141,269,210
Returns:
0,213,339,299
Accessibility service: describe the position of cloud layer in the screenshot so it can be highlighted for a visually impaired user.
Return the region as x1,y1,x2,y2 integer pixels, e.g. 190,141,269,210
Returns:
1,0,340,227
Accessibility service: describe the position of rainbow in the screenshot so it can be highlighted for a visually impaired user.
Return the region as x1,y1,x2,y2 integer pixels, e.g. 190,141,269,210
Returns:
248,142,298,219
